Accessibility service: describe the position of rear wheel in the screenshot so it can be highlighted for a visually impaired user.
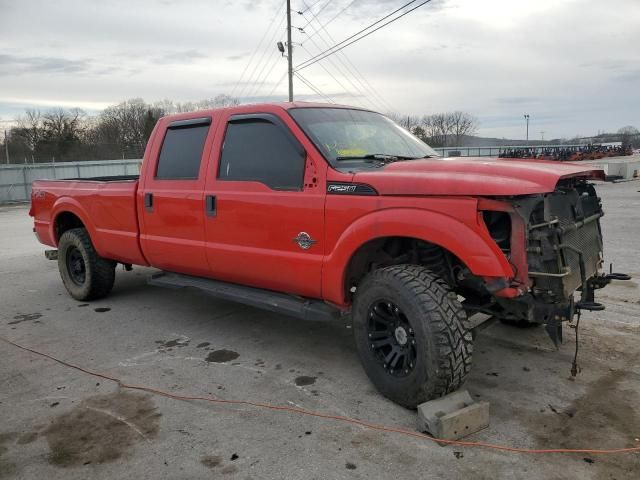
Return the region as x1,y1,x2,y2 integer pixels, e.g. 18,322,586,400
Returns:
58,228,116,301
352,265,473,408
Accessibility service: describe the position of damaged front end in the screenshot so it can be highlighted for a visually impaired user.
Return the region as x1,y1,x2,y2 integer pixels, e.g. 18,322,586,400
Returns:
478,177,631,346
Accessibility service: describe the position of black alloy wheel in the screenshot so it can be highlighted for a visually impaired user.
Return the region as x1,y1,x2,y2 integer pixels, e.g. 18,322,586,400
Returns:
66,245,87,285
366,300,417,377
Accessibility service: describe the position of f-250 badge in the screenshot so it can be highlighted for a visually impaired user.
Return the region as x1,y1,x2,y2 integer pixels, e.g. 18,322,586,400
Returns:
327,184,357,193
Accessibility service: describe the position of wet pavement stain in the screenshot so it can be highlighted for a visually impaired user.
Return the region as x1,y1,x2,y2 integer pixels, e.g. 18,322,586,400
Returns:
201,454,223,469
157,338,190,349
294,376,317,386
205,349,240,363
526,368,640,479
16,431,38,445
43,391,161,467
8,313,42,325
0,432,18,478
93,307,111,313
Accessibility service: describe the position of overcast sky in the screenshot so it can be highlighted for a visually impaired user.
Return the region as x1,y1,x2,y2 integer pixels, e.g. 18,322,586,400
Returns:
1,0,638,139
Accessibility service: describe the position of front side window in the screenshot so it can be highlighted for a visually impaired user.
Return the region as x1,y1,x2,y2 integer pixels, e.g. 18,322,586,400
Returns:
156,121,210,179
218,118,305,191
289,108,439,168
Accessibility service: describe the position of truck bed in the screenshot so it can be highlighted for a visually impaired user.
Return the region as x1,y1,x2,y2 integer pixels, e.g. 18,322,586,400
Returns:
61,175,140,182
30,177,147,266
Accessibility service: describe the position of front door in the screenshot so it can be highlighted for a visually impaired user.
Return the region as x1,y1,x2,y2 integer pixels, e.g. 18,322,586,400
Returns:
203,111,326,298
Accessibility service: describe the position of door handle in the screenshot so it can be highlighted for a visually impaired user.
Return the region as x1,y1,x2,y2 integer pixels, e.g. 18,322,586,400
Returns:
144,192,153,212
205,195,216,217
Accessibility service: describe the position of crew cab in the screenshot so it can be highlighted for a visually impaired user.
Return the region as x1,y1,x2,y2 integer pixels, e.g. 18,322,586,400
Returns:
29,102,627,408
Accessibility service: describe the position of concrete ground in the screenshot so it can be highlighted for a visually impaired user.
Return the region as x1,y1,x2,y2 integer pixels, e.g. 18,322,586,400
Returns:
1,181,639,480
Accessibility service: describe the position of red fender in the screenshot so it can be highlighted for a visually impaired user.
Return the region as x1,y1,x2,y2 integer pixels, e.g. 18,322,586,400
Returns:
50,197,102,252
321,208,514,306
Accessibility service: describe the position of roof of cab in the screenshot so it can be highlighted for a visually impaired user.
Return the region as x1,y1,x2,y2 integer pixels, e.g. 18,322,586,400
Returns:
159,101,372,123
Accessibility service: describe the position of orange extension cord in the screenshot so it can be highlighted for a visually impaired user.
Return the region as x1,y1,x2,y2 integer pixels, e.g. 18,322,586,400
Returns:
2,334,639,456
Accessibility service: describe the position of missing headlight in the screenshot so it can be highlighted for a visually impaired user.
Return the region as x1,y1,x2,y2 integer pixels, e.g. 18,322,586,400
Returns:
483,211,512,252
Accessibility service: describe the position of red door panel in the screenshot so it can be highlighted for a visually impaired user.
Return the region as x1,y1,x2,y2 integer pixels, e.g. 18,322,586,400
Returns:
138,116,217,276
203,108,326,298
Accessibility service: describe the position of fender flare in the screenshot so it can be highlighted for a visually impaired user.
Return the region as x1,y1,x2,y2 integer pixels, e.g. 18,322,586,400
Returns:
50,197,103,253
321,207,514,306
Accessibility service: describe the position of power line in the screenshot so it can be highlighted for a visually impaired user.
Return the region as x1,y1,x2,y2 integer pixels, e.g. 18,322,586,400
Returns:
267,70,289,97
299,31,379,110
297,0,418,69
300,7,391,111
298,0,323,14
246,48,279,98
301,4,395,111
238,12,286,98
296,0,433,71
300,0,331,29
239,18,285,98
301,0,357,45
250,50,285,99
294,71,335,103
231,0,286,97
299,44,366,107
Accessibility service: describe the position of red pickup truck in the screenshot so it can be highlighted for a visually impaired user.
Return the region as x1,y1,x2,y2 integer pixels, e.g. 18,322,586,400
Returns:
30,102,627,408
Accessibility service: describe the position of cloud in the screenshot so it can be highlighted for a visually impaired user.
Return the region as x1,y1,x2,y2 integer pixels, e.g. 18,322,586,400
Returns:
495,97,543,105
152,49,208,65
0,54,91,76
226,53,248,61
0,0,638,138
615,69,640,82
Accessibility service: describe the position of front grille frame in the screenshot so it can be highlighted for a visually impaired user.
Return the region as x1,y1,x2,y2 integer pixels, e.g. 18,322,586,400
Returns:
517,182,604,302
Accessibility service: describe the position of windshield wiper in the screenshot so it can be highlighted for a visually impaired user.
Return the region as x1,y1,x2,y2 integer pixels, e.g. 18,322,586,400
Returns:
335,153,419,162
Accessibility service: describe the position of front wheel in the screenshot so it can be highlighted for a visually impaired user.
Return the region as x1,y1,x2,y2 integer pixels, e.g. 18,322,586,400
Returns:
58,228,116,301
352,265,473,408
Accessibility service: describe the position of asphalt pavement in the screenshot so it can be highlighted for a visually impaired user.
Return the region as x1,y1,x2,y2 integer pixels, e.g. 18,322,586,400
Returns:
1,180,638,479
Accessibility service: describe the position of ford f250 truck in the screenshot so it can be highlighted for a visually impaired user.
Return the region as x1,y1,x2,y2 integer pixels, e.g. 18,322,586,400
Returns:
29,102,629,408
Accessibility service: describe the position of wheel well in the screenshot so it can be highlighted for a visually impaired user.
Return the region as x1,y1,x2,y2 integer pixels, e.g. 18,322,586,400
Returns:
55,212,85,242
345,237,451,299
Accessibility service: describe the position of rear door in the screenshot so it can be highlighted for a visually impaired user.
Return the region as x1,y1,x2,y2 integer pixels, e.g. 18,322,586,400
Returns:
203,110,326,298
138,116,215,276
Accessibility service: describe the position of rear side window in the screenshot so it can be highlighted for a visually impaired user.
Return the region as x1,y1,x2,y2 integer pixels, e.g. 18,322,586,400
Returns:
156,121,210,179
218,118,305,190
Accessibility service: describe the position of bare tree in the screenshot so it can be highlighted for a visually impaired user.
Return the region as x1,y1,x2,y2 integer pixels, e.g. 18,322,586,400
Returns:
15,109,43,153
422,113,454,147
198,94,240,109
155,94,240,115
618,125,639,149
42,108,85,143
386,112,421,131
95,99,155,152
449,111,478,147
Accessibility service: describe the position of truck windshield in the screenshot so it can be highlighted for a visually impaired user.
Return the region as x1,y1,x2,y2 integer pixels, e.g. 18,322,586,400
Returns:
288,107,439,167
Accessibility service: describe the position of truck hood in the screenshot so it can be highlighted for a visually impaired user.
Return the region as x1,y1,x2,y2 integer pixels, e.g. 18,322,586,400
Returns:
351,157,605,196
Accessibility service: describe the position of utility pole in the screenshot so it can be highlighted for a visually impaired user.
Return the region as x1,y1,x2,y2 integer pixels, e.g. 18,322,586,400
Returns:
523,114,530,144
540,131,545,142
286,0,294,102
4,130,9,164
276,2,294,101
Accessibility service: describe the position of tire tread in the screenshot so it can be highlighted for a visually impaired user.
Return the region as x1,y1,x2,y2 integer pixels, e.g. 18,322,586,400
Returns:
58,228,115,300
354,264,473,406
